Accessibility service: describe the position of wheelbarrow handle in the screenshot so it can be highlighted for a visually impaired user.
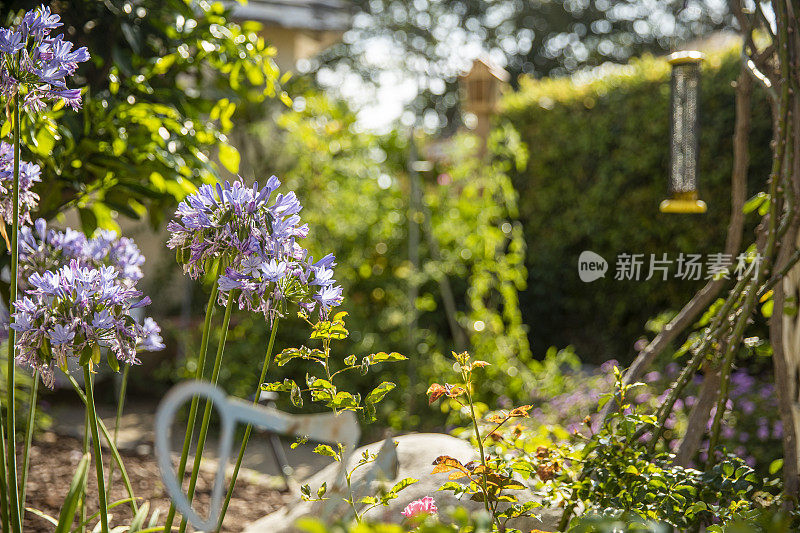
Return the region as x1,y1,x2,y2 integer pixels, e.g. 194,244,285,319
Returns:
154,381,235,531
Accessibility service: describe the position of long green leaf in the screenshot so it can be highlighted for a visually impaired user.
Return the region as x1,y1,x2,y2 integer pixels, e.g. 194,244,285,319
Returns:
146,508,159,529
128,501,150,532
55,453,90,533
25,507,58,527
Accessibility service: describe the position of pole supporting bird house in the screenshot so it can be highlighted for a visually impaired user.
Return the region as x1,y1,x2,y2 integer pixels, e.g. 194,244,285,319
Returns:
660,50,707,214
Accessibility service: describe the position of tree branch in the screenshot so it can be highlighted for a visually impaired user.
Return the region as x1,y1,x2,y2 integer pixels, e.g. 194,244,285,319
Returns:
673,66,752,463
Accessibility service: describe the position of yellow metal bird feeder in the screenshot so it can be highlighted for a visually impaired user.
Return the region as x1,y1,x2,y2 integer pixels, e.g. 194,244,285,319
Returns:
660,51,707,214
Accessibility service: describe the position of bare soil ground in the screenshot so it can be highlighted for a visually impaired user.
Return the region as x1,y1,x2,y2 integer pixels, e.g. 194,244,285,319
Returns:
22,432,286,532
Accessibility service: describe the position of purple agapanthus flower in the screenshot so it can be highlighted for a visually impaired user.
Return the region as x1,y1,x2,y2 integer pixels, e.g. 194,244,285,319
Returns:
19,219,144,289
0,5,89,110
168,176,342,320
10,260,160,388
138,317,165,352
11,219,162,381
0,142,40,225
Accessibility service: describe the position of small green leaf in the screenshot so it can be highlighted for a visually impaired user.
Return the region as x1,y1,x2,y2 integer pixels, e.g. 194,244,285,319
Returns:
387,477,418,496
275,347,303,366
437,481,466,493
262,378,298,393
743,193,767,213
91,344,102,365
291,382,303,407
365,382,396,405
370,352,407,363
327,391,360,410
363,401,377,423
312,444,340,461
79,346,93,367
106,350,120,373
307,378,334,390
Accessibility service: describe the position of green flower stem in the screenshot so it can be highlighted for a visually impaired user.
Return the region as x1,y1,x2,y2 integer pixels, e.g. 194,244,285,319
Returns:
105,363,130,501
80,403,89,533
215,318,280,532
67,374,137,514
83,366,109,533
19,369,38,511
464,382,496,527
163,277,220,532
6,90,22,533
346,466,361,524
0,403,10,533
178,294,236,533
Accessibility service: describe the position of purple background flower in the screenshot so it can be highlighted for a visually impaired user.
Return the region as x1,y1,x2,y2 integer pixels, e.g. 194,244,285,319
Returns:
10,260,160,388
0,5,90,110
168,177,343,320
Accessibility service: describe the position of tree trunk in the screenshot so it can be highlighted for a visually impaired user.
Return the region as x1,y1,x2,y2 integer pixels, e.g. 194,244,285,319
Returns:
771,0,800,504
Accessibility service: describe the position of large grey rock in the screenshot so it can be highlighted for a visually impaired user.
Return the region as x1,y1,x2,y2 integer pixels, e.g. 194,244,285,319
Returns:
244,433,559,532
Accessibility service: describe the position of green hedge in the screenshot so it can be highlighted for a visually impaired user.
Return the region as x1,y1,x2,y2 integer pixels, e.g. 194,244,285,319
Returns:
501,43,773,363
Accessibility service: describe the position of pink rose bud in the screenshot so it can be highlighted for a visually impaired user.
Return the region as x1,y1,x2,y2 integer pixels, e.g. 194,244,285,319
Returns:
401,496,437,518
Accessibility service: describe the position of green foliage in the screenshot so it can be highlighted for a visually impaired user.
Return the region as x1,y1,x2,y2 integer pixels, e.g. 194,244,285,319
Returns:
501,43,774,363
301,443,419,520
0,0,286,233
560,370,781,530
568,515,672,533
264,312,413,524
426,128,533,402
569,507,800,533
262,311,406,423
214,93,532,428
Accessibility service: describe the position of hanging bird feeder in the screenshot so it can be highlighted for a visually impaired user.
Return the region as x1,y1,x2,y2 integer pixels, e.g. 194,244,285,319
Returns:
660,51,707,214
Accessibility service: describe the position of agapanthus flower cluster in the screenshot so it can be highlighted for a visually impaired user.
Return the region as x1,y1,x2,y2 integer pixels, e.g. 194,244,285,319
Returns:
10,260,162,388
167,177,343,320
0,5,90,110
0,141,40,225
401,497,437,519
19,218,145,289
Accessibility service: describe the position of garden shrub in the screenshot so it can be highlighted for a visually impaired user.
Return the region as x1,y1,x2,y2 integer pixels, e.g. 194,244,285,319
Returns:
474,352,784,477
479,368,783,530
501,42,773,363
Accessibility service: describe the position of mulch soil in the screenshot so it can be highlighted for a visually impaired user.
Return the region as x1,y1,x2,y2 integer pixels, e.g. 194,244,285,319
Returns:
22,432,286,532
